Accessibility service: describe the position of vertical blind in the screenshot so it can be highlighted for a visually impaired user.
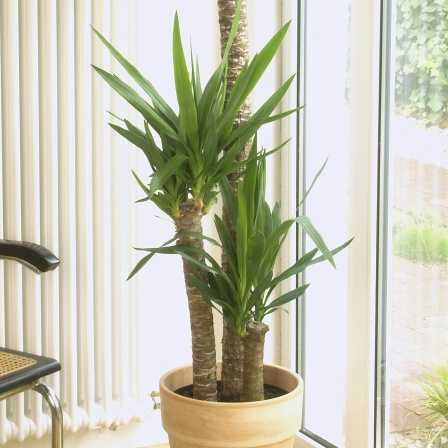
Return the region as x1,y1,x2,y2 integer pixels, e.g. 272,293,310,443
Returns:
0,0,151,443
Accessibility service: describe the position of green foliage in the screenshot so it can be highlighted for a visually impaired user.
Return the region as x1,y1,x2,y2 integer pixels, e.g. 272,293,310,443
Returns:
395,0,448,128
91,11,298,221
416,361,448,443
139,151,352,336
393,211,448,265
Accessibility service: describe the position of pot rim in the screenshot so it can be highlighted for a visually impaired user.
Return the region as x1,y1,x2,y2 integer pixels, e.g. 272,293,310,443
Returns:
159,362,304,409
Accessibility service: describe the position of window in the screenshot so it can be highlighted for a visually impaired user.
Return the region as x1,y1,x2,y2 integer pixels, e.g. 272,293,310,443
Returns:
380,0,448,446
294,0,379,446
294,0,448,446
295,0,351,446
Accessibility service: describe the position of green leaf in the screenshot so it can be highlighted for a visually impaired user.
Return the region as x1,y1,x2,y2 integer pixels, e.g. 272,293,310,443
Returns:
197,65,223,139
191,52,202,106
263,284,310,311
263,219,294,260
92,65,181,142
218,22,291,136
91,26,179,128
269,248,319,290
236,184,248,290
218,75,297,150
143,121,167,169
148,154,189,199
132,170,150,197
186,275,229,306
225,21,291,114
109,123,151,157
214,215,237,268
172,13,199,149
127,253,154,280
211,138,289,188
246,231,265,294
296,216,336,268
242,138,260,236
298,158,328,208
202,110,218,170
304,238,354,269
248,271,273,309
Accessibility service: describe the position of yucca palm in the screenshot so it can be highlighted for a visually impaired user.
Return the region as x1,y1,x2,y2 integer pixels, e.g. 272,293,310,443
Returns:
92,1,298,401
149,150,352,401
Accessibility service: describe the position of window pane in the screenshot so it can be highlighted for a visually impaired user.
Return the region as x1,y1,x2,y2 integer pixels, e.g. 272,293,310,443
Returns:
386,0,448,447
299,1,351,445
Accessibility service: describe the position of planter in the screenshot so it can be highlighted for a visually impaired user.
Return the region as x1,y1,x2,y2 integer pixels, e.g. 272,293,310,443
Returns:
159,363,304,448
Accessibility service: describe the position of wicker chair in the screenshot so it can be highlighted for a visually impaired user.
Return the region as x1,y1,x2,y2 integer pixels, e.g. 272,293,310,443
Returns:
0,240,63,447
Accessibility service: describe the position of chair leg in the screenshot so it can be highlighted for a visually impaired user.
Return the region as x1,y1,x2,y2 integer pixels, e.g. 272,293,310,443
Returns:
32,382,63,448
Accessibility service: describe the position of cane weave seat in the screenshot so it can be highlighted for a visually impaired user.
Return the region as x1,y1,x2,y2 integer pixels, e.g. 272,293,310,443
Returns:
0,347,61,396
0,350,37,377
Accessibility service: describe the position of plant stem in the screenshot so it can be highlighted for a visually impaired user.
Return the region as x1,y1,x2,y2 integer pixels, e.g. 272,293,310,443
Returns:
177,201,218,401
218,0,252,403
242,321,269,402
220,319,244,401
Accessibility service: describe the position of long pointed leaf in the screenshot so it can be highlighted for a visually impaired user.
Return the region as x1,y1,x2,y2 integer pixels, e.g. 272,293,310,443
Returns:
218,75,296,149
172,13,199,149
246,232,265,295
92,65,182,142
127,253,155,280
197,65,223,137
225,21,291,115
236,184,248,291
298,158,328,208
269,248,319,289
262,284,310,311
219,177,238,227
296,216,336,268
91,26,178,128
148,154,188,199
214,215,237,264
303,238,354,269
109,123,151,157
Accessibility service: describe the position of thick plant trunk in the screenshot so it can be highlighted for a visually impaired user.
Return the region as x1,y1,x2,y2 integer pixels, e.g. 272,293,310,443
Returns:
242,322,269,402
218,0,251,403
177,201,218,401
220,319,244,401
218,0,252,173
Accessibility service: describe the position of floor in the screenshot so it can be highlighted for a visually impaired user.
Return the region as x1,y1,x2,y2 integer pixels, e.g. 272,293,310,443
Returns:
390,155,448,432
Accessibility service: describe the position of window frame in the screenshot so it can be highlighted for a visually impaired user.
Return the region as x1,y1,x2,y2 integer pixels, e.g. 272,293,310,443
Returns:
278,0,384,446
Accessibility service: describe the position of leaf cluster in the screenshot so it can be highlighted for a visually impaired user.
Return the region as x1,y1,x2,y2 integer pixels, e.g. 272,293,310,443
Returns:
138,148,352,336
91,10,298,221
395,0,448,128
416,361,448,443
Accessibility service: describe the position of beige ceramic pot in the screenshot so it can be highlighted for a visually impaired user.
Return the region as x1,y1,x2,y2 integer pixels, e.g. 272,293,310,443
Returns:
159,363,304,448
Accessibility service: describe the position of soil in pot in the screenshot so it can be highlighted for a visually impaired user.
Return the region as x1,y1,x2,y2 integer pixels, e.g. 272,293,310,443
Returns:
175,382,288,401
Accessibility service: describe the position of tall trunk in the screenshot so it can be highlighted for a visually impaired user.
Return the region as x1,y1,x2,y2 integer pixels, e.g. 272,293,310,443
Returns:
220,320,244,401
242,321,269,402
177,201,218,401
218,0,251,403
218,0,252,171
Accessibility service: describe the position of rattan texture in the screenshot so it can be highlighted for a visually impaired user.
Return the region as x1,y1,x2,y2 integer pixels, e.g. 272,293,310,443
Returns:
0,350,37,377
